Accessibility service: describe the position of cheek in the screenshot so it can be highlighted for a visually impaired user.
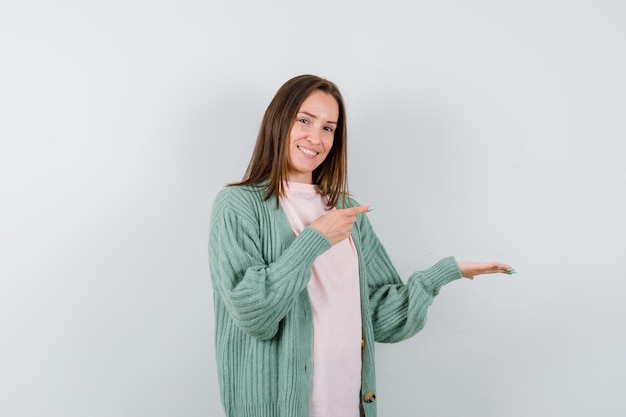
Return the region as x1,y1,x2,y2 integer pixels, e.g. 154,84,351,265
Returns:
324,136,334,152
288,127,297,147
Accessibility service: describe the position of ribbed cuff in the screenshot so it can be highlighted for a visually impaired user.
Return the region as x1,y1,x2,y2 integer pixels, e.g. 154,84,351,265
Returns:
285,226,331,266
421,256,462,293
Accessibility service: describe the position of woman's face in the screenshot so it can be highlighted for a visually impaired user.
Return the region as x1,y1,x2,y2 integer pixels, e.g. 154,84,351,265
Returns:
286,90,339,183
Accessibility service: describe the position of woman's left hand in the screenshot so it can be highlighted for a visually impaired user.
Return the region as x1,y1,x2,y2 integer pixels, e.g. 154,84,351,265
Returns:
457,262,516,279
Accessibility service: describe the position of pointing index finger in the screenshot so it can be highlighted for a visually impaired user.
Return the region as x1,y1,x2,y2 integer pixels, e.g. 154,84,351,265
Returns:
342,205,373,215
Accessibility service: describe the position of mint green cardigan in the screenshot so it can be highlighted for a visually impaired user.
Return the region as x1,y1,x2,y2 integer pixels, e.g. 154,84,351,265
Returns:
208,185,462,417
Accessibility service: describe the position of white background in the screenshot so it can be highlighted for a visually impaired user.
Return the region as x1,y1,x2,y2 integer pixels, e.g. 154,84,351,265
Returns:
1,1,625,416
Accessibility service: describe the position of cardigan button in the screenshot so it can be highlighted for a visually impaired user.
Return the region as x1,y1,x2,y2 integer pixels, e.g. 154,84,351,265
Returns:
361,339,365,349
363,392,376,403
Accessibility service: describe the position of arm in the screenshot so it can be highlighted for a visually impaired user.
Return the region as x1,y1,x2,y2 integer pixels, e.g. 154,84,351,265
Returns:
357,213,462,343
357,213,516,343
208,188,330,340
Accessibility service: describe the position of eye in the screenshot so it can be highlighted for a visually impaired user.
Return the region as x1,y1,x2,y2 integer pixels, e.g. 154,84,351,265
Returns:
298,118,310,125
323,126,334,133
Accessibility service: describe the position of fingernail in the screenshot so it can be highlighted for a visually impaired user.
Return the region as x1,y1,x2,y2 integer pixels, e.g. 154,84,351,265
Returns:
368,206,375,211
507,270,517,275
498,265,506,269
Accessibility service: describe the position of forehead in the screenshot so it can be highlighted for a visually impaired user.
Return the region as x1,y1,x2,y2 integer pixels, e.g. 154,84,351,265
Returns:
298,90,339,119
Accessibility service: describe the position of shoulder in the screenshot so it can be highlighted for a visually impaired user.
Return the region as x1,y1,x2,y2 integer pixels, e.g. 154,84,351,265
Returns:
211,184,275,224
215,183,272,205
336,194,361,209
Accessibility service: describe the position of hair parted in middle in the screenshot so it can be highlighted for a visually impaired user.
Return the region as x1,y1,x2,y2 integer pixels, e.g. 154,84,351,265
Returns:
229,74,349,208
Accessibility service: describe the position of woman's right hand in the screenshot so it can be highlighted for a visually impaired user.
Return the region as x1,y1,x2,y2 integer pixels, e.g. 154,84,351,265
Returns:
310,205,372,245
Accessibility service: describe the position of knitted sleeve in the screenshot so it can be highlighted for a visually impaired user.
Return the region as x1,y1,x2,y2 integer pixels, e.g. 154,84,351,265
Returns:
357,212,462,343
208,187,331,340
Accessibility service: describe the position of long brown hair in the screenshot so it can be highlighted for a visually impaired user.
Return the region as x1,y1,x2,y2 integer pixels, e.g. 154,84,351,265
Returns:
229,74,349,208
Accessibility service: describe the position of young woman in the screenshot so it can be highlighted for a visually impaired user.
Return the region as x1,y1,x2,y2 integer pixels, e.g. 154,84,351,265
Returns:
208,74,515,417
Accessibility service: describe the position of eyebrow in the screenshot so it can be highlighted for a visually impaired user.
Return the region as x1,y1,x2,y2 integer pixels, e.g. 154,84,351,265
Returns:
298,111,338,125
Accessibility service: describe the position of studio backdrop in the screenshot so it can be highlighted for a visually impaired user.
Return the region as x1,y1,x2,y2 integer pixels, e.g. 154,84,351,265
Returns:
1,1,625,416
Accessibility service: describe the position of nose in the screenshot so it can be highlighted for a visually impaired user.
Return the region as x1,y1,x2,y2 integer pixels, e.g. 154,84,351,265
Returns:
307,127,322,144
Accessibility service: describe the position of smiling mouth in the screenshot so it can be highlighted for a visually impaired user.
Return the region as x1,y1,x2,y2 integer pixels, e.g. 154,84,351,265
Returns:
297,145,319,156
